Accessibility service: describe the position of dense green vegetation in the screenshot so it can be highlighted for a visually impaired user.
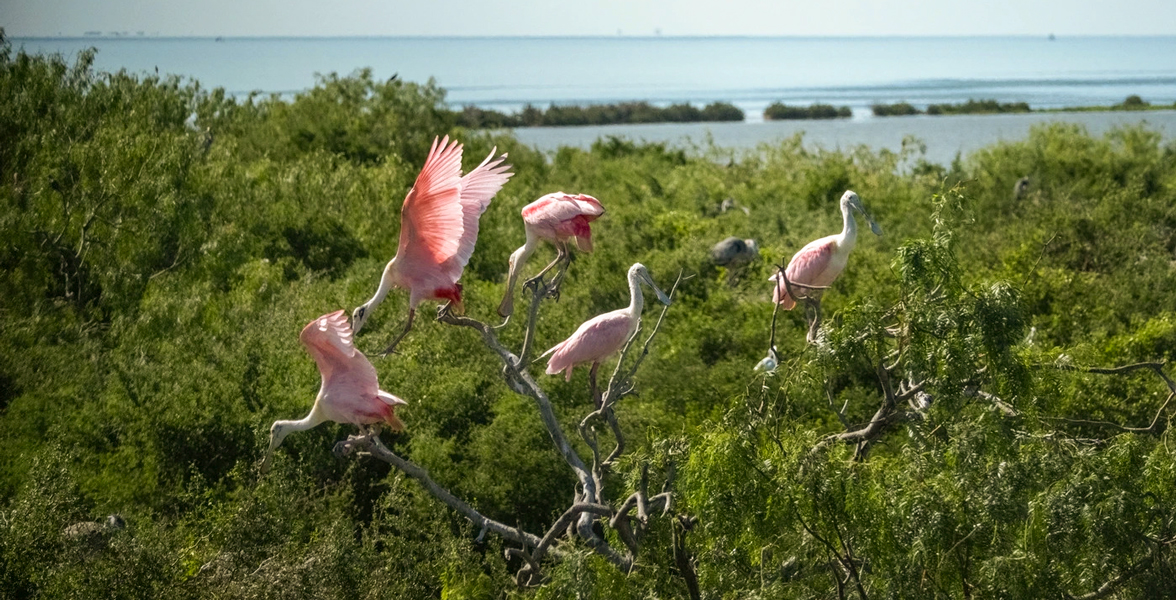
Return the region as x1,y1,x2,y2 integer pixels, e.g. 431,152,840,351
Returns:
870,101,920,117
764,102,852,120
4,35,1176,599
926,98,1031,115
875,95,1176,117
454,101,744,128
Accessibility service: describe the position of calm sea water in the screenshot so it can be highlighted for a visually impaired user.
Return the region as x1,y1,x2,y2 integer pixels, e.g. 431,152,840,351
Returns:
12,36,1176,120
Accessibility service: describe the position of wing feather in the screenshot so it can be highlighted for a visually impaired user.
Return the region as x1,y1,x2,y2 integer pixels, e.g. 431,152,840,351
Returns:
300,310,364,378
397,136,465,268
442,147,513,279
545,310,633,377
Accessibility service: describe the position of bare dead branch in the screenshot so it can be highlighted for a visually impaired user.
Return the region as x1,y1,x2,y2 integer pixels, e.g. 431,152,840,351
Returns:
1045,392,1173,433
1043,361,1176,395
964,387,1019,417
1065,554,1154,600
335,434,541,548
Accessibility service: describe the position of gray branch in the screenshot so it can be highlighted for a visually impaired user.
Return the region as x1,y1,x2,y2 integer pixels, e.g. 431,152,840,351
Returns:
335,434,541,548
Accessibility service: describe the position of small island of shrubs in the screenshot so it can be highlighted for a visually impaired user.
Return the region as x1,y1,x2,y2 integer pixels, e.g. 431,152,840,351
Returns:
763,102,852,120
873,95,1176,117
454,101,744,128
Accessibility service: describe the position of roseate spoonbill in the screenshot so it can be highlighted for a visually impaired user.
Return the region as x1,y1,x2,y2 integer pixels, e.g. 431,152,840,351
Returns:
770,190,881,341
352,136,513,354
261,310,408,472
710,237,760,268
498,192,605,317
543,263,671,405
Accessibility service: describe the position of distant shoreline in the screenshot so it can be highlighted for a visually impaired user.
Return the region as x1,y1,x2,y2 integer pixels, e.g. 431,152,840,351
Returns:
13,34,1176,41
511,109,1176,166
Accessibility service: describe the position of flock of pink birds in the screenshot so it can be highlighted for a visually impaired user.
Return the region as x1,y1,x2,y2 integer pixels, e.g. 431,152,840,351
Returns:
262,136,881,469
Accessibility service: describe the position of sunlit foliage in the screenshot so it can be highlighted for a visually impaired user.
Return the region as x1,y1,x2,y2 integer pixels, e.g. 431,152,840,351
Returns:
3,34,1176,598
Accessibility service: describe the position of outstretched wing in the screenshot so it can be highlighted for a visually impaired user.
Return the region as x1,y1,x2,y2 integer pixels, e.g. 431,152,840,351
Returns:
300,310,367,380
397,136,466,272
440,147,513,280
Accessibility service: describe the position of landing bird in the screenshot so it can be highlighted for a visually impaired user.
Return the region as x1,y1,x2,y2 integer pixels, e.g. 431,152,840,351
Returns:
261,310,408,472
498,192,605,317
771,189,881,309
352,136,513,354
543,263,671,405
710,237,760,268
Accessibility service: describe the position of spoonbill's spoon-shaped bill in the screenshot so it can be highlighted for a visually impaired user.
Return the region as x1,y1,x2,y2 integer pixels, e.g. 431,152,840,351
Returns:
261,310,408,472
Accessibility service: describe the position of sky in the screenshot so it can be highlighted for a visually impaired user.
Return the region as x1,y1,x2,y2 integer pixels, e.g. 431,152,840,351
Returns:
3,0,1176,37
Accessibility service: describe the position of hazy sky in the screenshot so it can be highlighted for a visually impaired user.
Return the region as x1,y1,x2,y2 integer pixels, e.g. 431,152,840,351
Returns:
4,0,1176,37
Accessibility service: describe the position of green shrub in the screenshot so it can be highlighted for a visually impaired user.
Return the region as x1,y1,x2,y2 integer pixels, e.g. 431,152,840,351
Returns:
763,102,852,120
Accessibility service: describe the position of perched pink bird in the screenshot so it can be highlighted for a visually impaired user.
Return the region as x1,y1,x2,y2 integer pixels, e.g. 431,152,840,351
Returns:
543,263,671,404
261,310,408,472
498,192,605,317
352,136,513,354
771,190,882,309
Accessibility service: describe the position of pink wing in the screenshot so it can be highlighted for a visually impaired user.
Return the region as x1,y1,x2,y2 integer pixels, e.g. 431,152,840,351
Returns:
397,136,465,276
438,147,513,281
299,310,371,382
523,193,604,230
545,309,634,381
772,237,836,308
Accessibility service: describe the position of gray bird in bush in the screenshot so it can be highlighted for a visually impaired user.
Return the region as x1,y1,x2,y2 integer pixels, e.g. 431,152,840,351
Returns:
710,237,760,268
1014,176,1031,199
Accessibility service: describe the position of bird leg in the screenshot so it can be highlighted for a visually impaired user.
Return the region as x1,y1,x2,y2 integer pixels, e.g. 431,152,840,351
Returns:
546,248,573,299
590,362,602,409
804,298,823,344
524,243,568,288
379,308,416,356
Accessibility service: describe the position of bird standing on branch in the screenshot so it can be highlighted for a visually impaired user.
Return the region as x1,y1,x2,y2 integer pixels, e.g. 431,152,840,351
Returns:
352,136,513,355
543,263,672,406
261,311,408,472
770,190,882,341
498,192,605,317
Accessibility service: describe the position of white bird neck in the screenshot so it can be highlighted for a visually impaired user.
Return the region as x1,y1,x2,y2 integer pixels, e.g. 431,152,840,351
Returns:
514,229,540,266
272,404,328,446
627,268,645,317
838,198,859,250
365,258,399,313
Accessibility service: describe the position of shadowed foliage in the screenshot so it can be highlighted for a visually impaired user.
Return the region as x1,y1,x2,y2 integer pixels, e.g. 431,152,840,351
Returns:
3,34,1176,598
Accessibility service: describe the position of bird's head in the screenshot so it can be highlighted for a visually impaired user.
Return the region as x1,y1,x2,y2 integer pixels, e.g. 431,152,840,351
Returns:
631,263,672,306
351,304,370,335
744,239,760,257
260,421,293,474
842,190,883,236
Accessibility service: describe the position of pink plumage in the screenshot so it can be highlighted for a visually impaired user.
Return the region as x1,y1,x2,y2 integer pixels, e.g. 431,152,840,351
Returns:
498,192,606,317
522,192,605,252
300,310,407,430
545,310,635,381
771,239,837,310
395,136,513,311
352,137,513,352
542,264,671,399
770,190,881,311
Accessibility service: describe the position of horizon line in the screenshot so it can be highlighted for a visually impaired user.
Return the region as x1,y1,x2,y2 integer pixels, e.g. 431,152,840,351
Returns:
10,33,1176,41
